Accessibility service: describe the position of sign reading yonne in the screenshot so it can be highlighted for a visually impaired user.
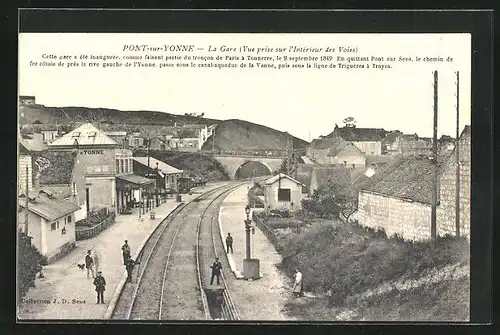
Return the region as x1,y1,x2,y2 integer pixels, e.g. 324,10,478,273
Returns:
80,149,105,155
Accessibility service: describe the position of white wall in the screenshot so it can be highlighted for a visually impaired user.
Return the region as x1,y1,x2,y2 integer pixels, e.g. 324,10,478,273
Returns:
43,214,77,259
264,178,303,211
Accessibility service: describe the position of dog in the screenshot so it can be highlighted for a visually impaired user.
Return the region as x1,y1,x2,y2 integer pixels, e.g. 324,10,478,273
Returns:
77,264,85,270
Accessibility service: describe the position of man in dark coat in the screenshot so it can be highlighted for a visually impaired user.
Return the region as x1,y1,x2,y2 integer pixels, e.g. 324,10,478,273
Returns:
125,258,140,283
93,271,106,304
85,250,95,279
121,240,131,265
225,233,233,254
209,257,222,285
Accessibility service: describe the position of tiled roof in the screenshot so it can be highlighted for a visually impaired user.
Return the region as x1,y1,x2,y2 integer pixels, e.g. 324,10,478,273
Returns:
327,139,362,157
329,126,386,142
49,123,119,147
359,155,446,204
310,138,336,149
313,167,353,189
132,157,183,176
33,151,76,185
18,137,48,152
18,191,80,221
264,173,305,186
117,174,154,186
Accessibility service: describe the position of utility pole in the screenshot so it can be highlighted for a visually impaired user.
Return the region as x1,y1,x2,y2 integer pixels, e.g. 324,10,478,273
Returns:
431,70,438,241
25,165,29,236
212,126,215,152
455,71,461,238
285,132,290,175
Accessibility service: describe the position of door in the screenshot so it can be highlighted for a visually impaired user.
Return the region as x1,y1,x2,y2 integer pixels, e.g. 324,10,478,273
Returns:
86,187,90,212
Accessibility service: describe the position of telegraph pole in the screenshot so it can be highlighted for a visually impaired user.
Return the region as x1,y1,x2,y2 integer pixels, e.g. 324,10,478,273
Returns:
431,71,438,240
285,132,290,175
212,126,215,151
25,165,29,236
455,71,461,237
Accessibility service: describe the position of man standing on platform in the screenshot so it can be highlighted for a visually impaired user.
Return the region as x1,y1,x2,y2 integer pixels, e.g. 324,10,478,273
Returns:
225,233,233,254
121,240,131,265
125,258,140,283
85,250,95,279
93,271,106,304
209,257,222,285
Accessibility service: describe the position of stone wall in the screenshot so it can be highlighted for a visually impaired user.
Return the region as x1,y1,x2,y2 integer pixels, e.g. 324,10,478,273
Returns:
436,131,471,238
18,155,33,195
356,191,432,241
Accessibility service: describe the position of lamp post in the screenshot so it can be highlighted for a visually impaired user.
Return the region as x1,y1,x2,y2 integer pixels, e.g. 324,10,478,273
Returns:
243,204,260,280
244,205,251,260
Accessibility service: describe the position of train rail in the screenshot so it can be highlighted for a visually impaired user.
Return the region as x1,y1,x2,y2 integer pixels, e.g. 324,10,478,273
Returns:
111,183,242,320
196,185,241,320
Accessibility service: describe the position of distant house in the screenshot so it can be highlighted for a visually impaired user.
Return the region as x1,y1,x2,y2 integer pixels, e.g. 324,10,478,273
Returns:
127,132,146,148
307,136,366,167
33,124,60,144
18,190,80,262
133,156,184,193
19,95,36,105
263,173,306,211
150,137,167,151
105,131,128,147
32,150,87,222
331,125,386,156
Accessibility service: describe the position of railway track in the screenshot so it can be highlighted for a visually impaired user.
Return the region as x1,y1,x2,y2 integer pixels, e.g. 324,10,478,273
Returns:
111,183,242,320
197,186,240,320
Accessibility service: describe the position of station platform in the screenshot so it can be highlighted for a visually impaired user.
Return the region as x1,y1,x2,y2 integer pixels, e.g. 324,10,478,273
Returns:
218,184,296,320
17,182,227,320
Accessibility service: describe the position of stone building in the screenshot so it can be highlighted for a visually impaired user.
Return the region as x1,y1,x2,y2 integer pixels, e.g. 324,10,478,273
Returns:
48,123,121,213
307,137,366,167
132,156,183,193
354,126,470,241
331,125,386,156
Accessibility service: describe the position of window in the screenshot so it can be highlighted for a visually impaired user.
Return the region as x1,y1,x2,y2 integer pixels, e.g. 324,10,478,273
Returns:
277,188,291,202
67,215,72,223
72,182,77,195
116,159,120,173
51,222,56,231
56,221,60,229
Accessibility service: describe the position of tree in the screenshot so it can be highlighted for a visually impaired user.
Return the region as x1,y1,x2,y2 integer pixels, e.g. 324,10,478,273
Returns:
342,116,356,128
301,180,357,219
18,230,47,299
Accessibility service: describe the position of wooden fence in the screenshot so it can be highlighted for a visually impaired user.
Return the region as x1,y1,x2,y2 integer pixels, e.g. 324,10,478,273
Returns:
75,213,116,241
252,213,283,253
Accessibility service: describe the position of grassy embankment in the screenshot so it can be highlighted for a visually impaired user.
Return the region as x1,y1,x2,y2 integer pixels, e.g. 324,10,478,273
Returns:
134,149,230,182
265,218,469,321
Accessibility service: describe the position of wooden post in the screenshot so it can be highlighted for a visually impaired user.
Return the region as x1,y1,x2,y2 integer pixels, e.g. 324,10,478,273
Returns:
431,71,438,240
455,71,461,237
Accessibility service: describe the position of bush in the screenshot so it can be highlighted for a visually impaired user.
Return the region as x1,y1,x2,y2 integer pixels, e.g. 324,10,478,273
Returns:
18,230,47,299
279,220,470,305
75,208,110,228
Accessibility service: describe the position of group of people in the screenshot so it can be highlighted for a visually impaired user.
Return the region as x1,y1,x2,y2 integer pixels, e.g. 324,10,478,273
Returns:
85,233,303,304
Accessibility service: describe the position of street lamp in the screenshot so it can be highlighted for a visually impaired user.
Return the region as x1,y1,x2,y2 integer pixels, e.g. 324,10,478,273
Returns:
243,205,260,280
244,205,251,260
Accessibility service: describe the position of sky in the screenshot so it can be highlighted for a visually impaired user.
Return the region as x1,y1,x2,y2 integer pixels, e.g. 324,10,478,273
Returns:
19,33,471,141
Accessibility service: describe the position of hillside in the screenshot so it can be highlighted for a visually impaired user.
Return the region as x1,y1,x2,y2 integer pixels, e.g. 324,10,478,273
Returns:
133,150,230,182
202,119,308,151
19,105,219,127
